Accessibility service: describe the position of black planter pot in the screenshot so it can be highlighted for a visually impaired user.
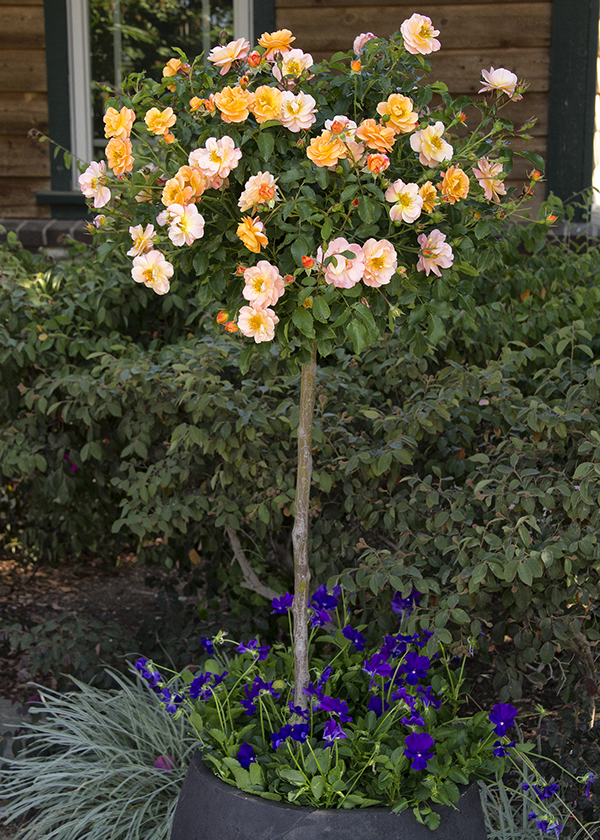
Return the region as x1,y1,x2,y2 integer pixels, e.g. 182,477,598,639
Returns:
170,751,487,840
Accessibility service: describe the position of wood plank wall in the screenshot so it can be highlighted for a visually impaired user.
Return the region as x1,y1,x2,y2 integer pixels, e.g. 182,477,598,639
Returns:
275,0,552,209
0,0,51,218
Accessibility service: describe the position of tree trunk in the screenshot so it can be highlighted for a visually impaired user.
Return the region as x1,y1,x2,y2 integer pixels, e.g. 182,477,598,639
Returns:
292,343,317,709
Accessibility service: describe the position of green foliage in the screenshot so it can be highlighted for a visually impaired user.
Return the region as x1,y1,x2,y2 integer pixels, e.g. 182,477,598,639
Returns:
0,671,197,840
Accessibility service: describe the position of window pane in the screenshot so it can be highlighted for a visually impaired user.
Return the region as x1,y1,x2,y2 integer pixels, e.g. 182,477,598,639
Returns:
89,0,233,145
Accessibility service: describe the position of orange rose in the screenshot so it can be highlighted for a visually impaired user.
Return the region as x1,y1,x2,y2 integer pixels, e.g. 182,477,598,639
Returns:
251,85,283,124
366,153,390,174
306,131,347,168
214,86,255,123
376,94,418,134
439,165,470,204
105,137,134,176
145,107,176,135
236,216,268,253
162,166,207,206
419,181,438,212
355,119,396,153
258,29,295,59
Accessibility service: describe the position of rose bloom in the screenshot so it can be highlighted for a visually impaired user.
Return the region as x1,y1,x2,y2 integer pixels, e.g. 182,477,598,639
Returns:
105,137,134,176
78,160,111,208
279,91,317,132
307,131,347,168
237,216,268,252
238,171,279,212
103,106,135,140
237,306,279,343
214,86,255,123
417,229,453,277
131,249,173,295
366,153,390,174
207,37,250,75
325,115,357,138
272,48,313,82
258,29,295,60
472,157,507,203
362,238,397,287
189,136,242,179
439,165,469,204
318,237,365,289
242,261,285,308
353,32,376,54
410,122,452,166
250,85,283,124
162,166,207,206
189,96,203,112
400,13,441,55
376,94,418,135
355,119,396,153
163,57,185,78
385,180,423,223
165,203,205,247
419,181,438,212
127,223,156,257
479,67,520,99
144,107,176,135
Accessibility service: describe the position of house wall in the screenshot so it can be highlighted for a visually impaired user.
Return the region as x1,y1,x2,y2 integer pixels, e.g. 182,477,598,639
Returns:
275,0,552,206
0,0,51,218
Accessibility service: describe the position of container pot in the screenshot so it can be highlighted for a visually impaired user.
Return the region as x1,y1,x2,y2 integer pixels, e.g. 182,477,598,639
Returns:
170,751,487,840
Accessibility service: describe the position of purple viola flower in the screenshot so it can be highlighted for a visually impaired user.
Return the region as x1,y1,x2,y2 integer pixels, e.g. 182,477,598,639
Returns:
401,711,425,727
417,685,442,709
200,636,215,654
548,823,563,839
392,686,417,708
271,724,293,749
288,702,311,720
317,696,352,722
367,696,390,717
380,634,409,659
538,783,559,800
400,651,431,686
154,754,175,773
404,732,435,770
271,592,294,614
363,653,392,680
158,688,183,714
303,681,325,702
237,743,256,768
309,608,332,628
310,584,341,611
492,740,514,757
189,672,213,700
322,718,347,743
237,639,270,660
585,773,595,799
342,625,366,651
134,657,163,688
489,703,518,736
391,589,420,617
290,723,310,742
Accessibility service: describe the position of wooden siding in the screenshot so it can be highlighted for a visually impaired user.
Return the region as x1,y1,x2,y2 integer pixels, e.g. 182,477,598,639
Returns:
276,0,552,211
0,0,50,218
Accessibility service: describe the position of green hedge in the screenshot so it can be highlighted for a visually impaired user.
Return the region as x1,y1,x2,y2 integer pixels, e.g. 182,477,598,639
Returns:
2,215,600,702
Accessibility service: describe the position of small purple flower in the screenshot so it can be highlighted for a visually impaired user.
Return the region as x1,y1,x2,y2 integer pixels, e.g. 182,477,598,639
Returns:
317,696,352,722
401,711,425,727
158,688,182,714
585,773,595,798
271,592,294,614
290,723,310,742
342,625,366,651
237,639,270,660
391,589,420,617
322,718,347,743
492,740,514,757
367,696,390,717
539,783,559,800
189,672,213,700
237,743,256,768
548,823,563,839
392,686,417,708
288,702,311,720
489,703,518,736
400,651,431,686
310,584,341,611
404,732,434,770
134,657,163,687
363,653,392,680
417,685,441,709
154,754,175,773
380,634,409,659
271,724,292,749
200,636,215,654
309,608,332,628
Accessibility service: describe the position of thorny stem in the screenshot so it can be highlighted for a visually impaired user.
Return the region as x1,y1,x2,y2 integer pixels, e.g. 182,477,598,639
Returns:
292,342,318,709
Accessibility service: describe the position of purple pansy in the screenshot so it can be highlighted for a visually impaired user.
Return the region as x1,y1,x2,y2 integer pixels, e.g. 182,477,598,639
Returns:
309,608,332,628
404,732,435,770
310,584,341,611
342,625,366,651
189,672,213,700
363,653,393,680
322,718,347,743
367,696,390,717
400,651,431,686
391,589,420,617
271,724,292,749
237,743,256,768
401,711,425,727
237,639,270,660
417,685,442,709
200,636,215,654
158,688,183,714
492,740,514,757
271,592,294,614
288,702,311,720
489,703,518,736
134,657,163,688
317,695,352,722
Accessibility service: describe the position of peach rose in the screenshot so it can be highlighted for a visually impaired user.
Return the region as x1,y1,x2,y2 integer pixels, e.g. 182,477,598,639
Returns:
366,153,390,174
417,229,453,277
208,37,250,75
355,119,395,153
78,160,111,208
237,306,279,342
131,249,173,295
362,238,397,287
258,29,295,60
237,216,268,253
419,181,438,213
103,106,135,140
189,136,242,179
105,137,134,176
385,180,423,223
242,261,285,308
317,237,365,289
376,94,418,135
165,203,205,247
472,157,506,203
251,85,284,124
353,32,376,55
238,171,279,212
162,166,207,206
144,107,176,136
410,122,452,167
214,86,255,123
479,67,520,100
306,131,347,168
439,165,469,204
272,49,313,82
279,91,317,132
127,223,156,257
400,13,441,55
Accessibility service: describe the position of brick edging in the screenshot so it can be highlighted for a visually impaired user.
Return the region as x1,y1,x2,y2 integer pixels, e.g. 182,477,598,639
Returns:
0,219,92,250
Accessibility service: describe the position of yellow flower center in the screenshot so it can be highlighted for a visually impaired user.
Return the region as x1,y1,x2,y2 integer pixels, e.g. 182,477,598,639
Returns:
248,312,265,331
430,135,443,150
286,59,302,75
369,256,385,270
419,24,433,39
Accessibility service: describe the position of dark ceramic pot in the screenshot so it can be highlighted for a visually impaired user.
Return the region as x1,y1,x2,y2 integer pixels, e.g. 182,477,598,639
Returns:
170,751,487,840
